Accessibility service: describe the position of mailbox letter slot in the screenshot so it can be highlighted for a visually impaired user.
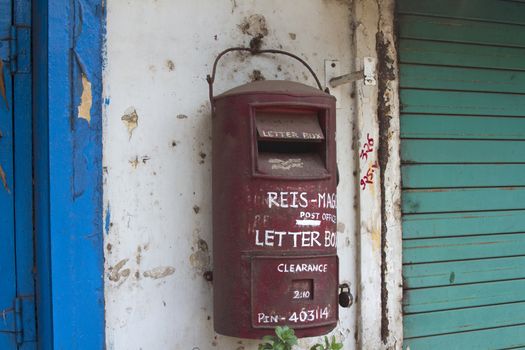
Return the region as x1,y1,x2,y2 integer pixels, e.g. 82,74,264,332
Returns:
255,111,328,178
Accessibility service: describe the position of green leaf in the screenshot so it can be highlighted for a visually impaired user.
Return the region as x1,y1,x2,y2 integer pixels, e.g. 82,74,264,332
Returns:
276,326,298,347
310,345,324,350
282,331,297,345
287,336,298,346
262,335,275,343
329,335,343,350
258,326,303,350
275,326,286,341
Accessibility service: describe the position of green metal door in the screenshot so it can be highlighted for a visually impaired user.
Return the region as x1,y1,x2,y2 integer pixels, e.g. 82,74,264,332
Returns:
398,0,525,348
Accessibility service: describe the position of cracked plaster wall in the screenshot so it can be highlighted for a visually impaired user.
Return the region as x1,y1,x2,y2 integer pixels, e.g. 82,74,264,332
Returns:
103,1,361,349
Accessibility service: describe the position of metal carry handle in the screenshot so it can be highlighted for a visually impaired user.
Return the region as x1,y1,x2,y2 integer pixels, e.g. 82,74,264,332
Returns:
206,47,324,109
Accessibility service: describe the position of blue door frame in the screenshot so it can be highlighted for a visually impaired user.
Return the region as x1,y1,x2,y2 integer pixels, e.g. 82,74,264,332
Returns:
1,0,36,348
33,0,105,348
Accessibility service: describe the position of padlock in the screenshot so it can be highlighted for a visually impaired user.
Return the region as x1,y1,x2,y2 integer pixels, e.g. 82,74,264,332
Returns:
338,283,353,308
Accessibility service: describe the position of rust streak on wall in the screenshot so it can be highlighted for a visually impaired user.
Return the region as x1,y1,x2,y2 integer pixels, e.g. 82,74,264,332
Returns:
376,30,396,344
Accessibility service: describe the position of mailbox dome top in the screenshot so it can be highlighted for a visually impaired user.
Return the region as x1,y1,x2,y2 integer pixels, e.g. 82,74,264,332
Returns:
215,80,333,100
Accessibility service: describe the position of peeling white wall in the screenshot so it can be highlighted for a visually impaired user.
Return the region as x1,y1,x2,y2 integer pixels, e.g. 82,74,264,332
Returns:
353,0,401,349
103,1,360,349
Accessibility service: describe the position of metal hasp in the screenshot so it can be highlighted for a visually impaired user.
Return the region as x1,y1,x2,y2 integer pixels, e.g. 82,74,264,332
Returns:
211,62,339,337
329,57,377,88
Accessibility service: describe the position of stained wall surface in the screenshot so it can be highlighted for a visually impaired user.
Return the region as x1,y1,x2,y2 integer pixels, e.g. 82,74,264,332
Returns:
103,1,357,349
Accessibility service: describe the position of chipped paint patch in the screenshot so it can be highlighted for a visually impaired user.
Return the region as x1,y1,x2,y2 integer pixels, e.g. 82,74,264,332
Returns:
238,14,268,37
0,61,8,109
166,60,175,71
143,266,175,279
129,156,139,168
77,74,92,123
129,155,150,168
189,252,209,270
121,107,139,139
0,164,9,192
190,238,210,273
135,246,142,265
108,258,130,283
249,69,265,81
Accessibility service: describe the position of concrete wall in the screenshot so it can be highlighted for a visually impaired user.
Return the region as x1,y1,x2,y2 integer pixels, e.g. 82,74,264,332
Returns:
103,1,361,349
352,0,402,348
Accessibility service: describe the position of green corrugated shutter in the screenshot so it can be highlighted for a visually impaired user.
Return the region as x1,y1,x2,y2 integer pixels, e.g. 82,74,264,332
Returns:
398,1,525,348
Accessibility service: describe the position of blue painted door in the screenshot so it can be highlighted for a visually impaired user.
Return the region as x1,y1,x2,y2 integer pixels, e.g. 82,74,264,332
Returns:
0,0,36,348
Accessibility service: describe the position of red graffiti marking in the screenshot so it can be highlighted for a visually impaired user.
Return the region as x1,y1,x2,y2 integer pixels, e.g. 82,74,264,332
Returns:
359,133,374,160
360,162,378,190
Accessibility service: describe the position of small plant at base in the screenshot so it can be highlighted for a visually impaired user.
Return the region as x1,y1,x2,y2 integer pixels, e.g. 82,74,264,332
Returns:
310,335,343,350
258,326,298,350
258,327,343,350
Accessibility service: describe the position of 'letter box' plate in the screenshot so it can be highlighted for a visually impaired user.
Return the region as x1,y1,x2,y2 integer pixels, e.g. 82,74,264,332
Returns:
255,112,324,140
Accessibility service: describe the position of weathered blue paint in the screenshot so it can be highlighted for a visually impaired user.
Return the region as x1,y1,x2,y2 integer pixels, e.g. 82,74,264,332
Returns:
1,0,36,348
0,1,18,346
105,204,111,235
13,0,37,348
33,0,105,348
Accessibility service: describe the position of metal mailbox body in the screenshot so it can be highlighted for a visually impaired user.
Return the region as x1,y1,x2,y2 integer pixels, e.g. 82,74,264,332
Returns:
212,80,338,339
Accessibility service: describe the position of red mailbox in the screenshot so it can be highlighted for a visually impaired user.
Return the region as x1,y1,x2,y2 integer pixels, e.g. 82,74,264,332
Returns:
209,49,338,339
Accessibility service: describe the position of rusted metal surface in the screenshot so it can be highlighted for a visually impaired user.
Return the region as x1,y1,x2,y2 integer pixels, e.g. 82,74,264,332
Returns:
212,80,338,338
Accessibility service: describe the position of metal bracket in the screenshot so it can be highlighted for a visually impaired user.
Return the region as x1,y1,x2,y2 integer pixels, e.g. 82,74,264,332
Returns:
329,57,377,88
324,59,341,108
363,57,377,86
